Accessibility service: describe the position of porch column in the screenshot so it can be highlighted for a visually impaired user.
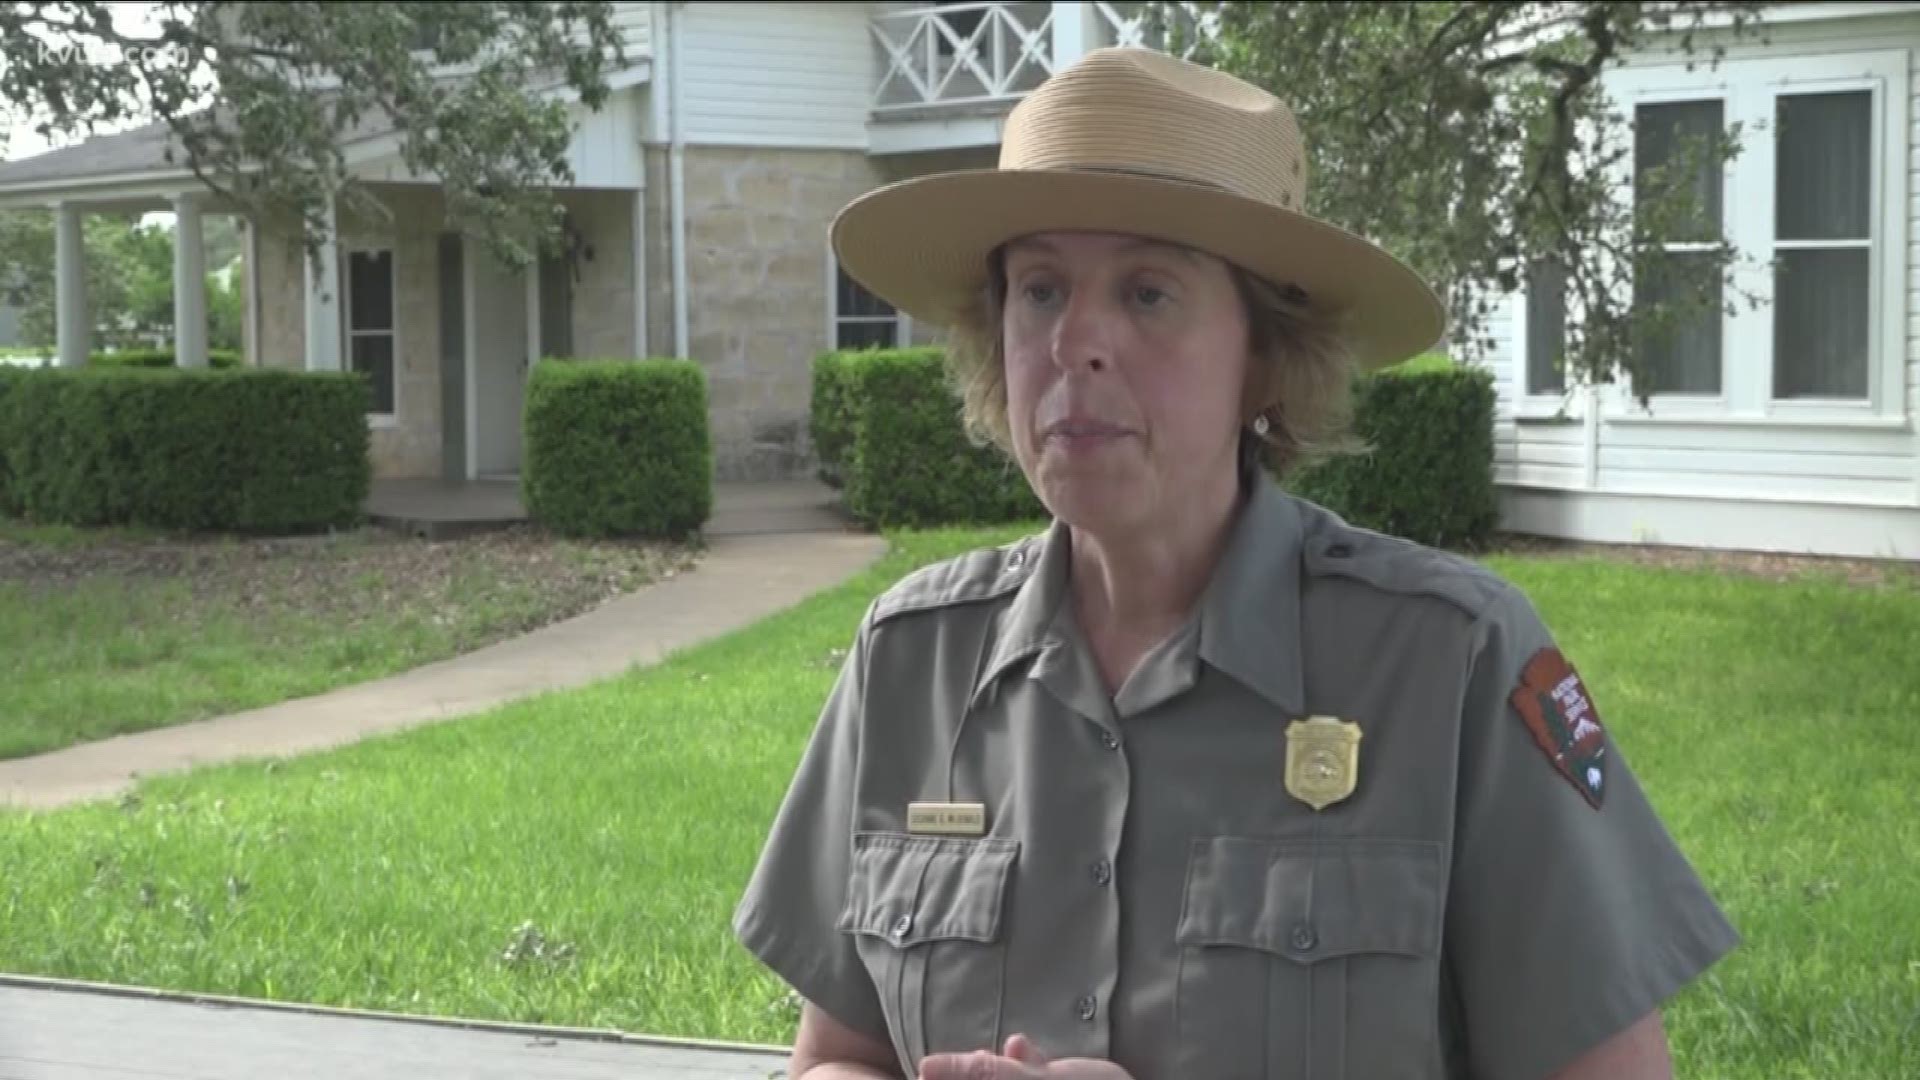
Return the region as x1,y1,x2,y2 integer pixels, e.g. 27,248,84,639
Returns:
304,195,341,371
171,192,208,367
53,201,88,368
1052,2,1096,69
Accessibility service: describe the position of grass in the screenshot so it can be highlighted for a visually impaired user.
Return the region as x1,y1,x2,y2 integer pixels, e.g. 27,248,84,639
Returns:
0,518,699,760
0,524,1916,1077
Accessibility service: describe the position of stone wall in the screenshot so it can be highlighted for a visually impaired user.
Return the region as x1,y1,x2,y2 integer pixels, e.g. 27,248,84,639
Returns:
251,184,449,480
557,188,638,360
679,145,888,481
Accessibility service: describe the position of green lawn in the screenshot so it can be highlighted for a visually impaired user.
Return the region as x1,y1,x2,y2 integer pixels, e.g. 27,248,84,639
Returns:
1,524,1915,1078
0,517,698,760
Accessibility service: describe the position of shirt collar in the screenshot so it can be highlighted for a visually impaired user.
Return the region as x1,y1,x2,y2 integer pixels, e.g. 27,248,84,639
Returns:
973,471,1308,717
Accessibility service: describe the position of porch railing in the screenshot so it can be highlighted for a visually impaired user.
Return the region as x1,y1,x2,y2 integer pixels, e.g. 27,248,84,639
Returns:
870,2,1056,111
1092,1,1209,58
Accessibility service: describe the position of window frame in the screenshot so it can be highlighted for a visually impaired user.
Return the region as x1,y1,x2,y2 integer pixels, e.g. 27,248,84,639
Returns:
826,246,911,352
1594,48,1908,427
1513,257,1585,421
342,244,399,426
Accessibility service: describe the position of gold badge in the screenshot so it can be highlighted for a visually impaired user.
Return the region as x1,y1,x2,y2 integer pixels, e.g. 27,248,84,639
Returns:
1285,717,1363,811
908,802,986,836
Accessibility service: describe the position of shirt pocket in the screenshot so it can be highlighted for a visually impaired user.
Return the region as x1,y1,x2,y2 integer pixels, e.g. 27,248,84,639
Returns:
1173,836,1446,1080
838,831,1020,1074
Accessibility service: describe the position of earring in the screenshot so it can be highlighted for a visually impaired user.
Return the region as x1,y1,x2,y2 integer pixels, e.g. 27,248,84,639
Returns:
1252,414,1270,437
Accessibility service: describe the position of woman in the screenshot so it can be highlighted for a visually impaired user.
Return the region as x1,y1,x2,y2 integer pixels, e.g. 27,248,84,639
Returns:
733,47,1739,1080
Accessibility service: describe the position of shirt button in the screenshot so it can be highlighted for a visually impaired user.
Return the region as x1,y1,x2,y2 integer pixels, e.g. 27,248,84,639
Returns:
1091,857,1112,886
1076,994,1097,1021
1290,923,1318,952
1100,730,1120,751
891,914,913,940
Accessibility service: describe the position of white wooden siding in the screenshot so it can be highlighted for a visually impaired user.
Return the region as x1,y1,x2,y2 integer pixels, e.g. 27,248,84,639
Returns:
566,87,645,187
1485,10,1920,531
675,2,876,149
611,2,653,59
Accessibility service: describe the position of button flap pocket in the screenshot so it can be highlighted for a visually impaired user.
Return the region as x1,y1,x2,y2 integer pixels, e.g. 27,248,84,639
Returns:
838,832,1019,947
1176,837,1443,963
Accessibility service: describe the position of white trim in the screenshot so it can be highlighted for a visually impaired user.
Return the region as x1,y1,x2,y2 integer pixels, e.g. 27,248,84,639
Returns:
1499,486,1920,560
343,243,399,425
867,115,1007,156
462,235,479,482
1598,47,1910,425
526,260,540,377
633,186,648,357
668,0,689,361
827,243,909,351
243,214,260,366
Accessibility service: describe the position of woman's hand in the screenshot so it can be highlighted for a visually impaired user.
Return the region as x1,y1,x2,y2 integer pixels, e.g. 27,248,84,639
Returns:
918,1034,1135,1080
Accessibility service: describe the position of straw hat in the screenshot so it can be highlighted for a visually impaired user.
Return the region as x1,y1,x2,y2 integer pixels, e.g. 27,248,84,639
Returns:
830,47,1447,372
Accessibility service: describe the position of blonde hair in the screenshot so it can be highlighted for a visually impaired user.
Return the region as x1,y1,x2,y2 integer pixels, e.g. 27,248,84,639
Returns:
941,244,1363,480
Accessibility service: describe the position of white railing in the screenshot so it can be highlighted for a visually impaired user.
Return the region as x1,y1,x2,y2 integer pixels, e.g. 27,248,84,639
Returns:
871,2,1056,111
1093,1,1208,58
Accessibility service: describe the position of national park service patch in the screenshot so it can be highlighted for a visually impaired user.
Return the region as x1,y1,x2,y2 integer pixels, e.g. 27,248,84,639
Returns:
1510,648,1607,809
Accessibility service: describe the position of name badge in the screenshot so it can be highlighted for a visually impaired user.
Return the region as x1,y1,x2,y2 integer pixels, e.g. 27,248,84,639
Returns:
908,802,986,836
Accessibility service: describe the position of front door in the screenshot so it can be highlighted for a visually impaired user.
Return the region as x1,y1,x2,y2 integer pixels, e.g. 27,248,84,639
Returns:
466,240,528,480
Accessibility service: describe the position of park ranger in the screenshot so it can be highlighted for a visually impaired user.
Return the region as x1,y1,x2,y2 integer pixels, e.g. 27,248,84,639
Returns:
732,46,1740,1080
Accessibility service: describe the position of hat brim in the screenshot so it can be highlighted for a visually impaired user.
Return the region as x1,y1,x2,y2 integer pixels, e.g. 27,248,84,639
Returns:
830,169,1448,372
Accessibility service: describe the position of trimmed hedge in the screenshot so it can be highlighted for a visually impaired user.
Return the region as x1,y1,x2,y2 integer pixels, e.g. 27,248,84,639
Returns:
0,365,371,532
522,358,713,539
0,366,25,516
814,347,1044,530
90,348,244,370
810,350,857,489
1285,355,1499,550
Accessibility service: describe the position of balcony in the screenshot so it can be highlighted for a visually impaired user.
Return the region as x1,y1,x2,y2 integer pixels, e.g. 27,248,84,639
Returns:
868,2,1205,140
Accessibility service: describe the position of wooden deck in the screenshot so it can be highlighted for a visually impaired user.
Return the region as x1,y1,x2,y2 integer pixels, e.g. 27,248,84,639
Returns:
0,976,793,1080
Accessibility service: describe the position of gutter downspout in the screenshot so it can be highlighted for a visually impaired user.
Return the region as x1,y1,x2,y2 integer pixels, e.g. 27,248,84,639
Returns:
668,0,689,361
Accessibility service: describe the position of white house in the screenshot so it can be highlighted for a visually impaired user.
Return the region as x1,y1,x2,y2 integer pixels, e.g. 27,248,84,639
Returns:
0,1,1914,559
1490,2,1920,559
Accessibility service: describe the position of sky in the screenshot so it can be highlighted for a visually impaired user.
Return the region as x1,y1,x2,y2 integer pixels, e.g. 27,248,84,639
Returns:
3,1,170,164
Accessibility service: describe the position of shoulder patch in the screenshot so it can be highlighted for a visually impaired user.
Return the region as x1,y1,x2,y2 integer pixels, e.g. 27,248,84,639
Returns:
870,534,1044,626
1300,520,1508,619
1509,648,1608,809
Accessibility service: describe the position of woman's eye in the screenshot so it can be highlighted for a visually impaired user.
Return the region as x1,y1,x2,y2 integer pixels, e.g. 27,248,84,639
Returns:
1022,283,1059,306
1133,285,1168,307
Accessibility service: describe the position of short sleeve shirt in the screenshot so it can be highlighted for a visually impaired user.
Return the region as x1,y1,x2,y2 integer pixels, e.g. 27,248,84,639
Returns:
732,472,1741,1080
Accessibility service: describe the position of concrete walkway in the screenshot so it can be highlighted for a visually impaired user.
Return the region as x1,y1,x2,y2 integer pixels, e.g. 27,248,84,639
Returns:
0,480,886,811
0,975,793,1079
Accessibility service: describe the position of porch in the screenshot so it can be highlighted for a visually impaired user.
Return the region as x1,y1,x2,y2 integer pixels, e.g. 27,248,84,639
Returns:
866,1,1207,152
1,974,790,1080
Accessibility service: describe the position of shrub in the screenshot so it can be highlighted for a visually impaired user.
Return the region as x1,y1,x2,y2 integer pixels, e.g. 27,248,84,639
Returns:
810,350,857,489
1285,354,1499,550
822,347,1044,529
0,366,26,516
0,365,371,533
522,358,713,539
89,347,244,370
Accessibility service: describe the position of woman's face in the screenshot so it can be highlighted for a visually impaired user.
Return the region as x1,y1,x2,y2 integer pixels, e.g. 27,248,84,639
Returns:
1001,230,1252,537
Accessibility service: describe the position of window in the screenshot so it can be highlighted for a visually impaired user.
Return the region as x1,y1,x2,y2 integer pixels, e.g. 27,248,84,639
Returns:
1525,259,1568,397
1773,89,1872,400
346,249,396,417
1590,49,1906,421
832,261,905,351
1632,98,1726,396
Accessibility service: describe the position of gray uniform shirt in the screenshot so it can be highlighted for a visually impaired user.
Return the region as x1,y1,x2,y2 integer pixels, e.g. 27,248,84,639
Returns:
733,473,1740,1080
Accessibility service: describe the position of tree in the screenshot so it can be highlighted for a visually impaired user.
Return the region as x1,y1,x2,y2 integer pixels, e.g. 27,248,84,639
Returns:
0,209,243,352
0,209,154,349
1151,1,1773,405
0,2,626,273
